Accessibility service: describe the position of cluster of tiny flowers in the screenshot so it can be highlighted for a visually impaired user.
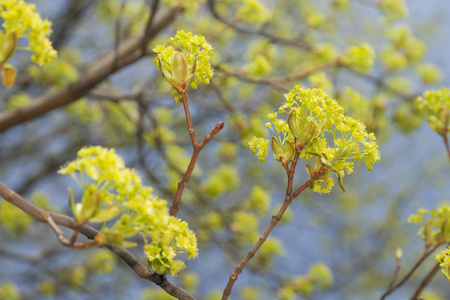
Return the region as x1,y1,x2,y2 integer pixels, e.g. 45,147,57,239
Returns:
238,0,271,24
153,30,214,89
249,86,380,194
59,146,198,276
0,0,57,65
436,247,450,282
341,43,375,72
415,87,450,134
162,0,205,13
408,206,450,246
416,87,450,117
379,0,408,23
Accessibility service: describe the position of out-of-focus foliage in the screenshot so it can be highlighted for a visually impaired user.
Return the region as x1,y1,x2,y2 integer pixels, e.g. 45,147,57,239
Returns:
0,0,449,299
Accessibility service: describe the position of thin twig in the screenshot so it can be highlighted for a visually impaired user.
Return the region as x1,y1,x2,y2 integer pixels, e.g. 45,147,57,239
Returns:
440,108,449,161
387,252,402,292
214,61,336,93
46,215,97,249
169,93,224,216
380,244,441,300
442,132,450,161
142,0,160,53
410,262,441,300
112,0,126,69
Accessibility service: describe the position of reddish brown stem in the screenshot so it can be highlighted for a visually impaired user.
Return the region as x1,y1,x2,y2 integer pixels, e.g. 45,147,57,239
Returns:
387,255,402,292
380,244,441,300
170,93,224,217
69,225,82,245
221,166,322,300
410,262,440,300
442,132,450,161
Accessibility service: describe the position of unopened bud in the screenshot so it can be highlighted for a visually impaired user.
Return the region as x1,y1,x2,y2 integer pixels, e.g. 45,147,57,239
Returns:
288,111,299,139
171,87,182,103
297,120,319,146
0,31,18,64
283,142,296,164
271,136,283,162
305,164,317,177
2,64,16,87
395,247,402,261
172,51,188,83
215,121,225,131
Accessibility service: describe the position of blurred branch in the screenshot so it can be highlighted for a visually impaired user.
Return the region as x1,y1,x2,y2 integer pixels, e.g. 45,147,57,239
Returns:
0,181,196,300
410,262,440,300
0,7,177,133
51,0,93,50
207,0,313,51
214,61,336,93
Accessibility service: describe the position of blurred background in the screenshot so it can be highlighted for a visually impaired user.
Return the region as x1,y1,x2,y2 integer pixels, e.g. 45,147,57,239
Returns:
0,0,450,299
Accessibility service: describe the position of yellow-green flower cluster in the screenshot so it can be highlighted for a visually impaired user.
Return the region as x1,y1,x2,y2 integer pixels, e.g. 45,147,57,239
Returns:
27,48,80,86
408,206,450,246
249,86,380,194
0,281,20,300
436,246,450,282
238,0,271,24
415,63,443,85
203,164,240,199
385,25,426,63
0,0,57,65
248,136,269,163
341,43,375,72
59,146,198,276
415,87,450,134
153,30,214,89
379,0,408,23
246,39,277,76
162,0,205,13
277,263,333,298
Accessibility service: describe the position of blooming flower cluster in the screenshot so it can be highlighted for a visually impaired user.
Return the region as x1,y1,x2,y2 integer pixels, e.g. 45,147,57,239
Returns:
249,86,380,193
436,247,450,282
153,30,214,90
379,0,408,23
415,87,450,134
162,0,205,13
59,146,198,276
341,43,375,72
408,206,450,246
409,205,450,281
0,0,57,65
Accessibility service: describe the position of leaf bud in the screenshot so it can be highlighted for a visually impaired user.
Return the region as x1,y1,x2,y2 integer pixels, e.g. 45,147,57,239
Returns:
171,86,183,103
395,247,402,261
288,111,299,139
283,141,296,164
0,31,18,64
2,64,16,87
172,51,188,84
271,136,284,162
297,120,319,147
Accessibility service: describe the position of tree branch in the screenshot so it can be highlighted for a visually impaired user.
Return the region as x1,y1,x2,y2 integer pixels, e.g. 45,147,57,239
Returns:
410,262,440,300
221,167,322,300
0,181,196,300
0,7,176,133
169,92,224,217
380,244,441,300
